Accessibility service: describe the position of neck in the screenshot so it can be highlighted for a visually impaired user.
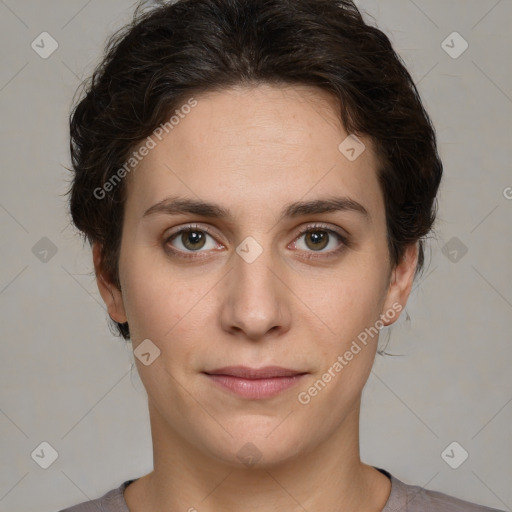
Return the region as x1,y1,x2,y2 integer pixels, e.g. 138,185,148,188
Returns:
125,398,391,512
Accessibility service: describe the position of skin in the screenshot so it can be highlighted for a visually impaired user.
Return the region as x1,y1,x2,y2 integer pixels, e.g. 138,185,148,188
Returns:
93,84,418,512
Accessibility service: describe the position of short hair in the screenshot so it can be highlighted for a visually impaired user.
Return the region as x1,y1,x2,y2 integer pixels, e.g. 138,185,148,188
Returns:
67,0,443,340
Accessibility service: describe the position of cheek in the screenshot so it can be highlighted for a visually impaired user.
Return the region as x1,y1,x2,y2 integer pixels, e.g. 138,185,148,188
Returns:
313,265,388,343
118,252,178,341
298,275,385,411
120,252,216,353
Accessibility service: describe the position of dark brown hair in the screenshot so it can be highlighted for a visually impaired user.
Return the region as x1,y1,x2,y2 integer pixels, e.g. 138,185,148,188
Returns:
67,0,443,340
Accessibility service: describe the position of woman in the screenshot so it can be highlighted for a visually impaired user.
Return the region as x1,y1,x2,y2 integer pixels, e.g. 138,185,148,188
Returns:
61,0,505,510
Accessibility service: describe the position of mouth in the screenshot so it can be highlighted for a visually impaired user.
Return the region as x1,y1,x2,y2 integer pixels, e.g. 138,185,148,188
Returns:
203,366,308,399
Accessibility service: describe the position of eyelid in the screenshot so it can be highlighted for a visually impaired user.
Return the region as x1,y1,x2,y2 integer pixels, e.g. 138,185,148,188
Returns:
290,222,349,245
288,222,350,260
165,223,221,242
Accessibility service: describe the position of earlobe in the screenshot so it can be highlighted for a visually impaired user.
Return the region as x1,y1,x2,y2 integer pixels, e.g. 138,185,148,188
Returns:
92,242,127,324
381,242,419,327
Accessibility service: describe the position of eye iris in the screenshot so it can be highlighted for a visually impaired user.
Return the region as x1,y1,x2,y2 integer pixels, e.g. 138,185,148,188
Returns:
182,229,206,251
305,230,328,251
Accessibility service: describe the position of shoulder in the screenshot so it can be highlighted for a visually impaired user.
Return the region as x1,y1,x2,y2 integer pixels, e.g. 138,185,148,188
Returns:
385,472,506,512
57,479,134,512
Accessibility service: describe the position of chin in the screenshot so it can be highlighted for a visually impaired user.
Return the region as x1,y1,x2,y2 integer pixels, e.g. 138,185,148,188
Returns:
203,424,309,469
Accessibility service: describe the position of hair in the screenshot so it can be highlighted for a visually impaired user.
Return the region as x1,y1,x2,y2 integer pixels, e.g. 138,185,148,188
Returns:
66,0,443,341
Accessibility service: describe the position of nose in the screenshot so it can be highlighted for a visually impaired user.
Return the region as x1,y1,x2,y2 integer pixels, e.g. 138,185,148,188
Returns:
219,243,292,341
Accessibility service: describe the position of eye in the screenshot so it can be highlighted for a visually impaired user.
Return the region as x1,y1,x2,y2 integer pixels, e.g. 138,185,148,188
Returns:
165,224,222,257
164,223,349,259
290,223,348,257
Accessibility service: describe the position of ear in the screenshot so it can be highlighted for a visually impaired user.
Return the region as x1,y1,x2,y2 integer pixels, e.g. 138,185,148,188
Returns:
92,242,127,324
381,242,418,327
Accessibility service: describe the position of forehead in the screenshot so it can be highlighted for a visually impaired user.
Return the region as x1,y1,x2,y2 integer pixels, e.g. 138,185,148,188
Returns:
124,84,383,222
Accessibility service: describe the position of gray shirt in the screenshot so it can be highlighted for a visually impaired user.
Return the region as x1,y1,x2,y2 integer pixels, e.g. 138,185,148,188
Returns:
58,468,506,511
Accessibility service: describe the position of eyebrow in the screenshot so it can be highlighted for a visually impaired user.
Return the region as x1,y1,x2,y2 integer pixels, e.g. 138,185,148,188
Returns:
142,195,370,223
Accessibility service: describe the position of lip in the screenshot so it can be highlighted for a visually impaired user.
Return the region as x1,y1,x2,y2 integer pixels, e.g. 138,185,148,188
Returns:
205,365,305,379
203,366,308,399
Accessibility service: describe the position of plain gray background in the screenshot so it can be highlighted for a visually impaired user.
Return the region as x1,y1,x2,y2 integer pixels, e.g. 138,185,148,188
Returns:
0,0,511,510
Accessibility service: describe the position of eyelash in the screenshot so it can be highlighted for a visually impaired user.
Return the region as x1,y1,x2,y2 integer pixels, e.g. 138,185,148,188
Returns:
163,223,349,260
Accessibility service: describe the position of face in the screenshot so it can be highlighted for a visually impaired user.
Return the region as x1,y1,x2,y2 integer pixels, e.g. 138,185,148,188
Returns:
95,84,417,468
